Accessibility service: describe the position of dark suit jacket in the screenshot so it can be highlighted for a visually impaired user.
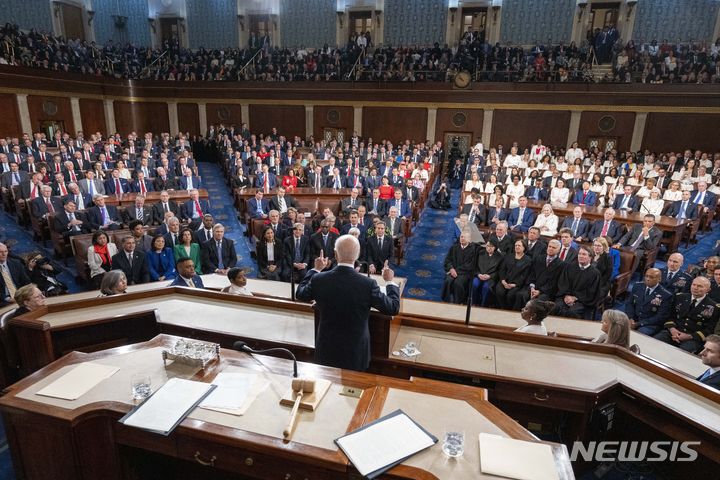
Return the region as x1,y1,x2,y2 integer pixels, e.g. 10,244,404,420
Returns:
283,235,310,269
194,227,215,245
295,265,400,371
698,370,720,390
488,234,515,256
0,259,31,305
366,234,394,270
253,173,277,190
309,232,338,264
169,275,205,288
691,190,717,209
528,255,564,298
572,190,597,206
104,177,130,195
612,193,639,211
200,237,237,274
559,245,578,263
561,216,591,240
181,199,211,221
588,219,624,243
87,205,121,230
62,193,93,211
151,200,180,222
153,176,179,191
366,197,387,217
524,185,549,201
122,206,154,226
130,179,155,193
246,198,269,218
659,268,692,294
460,204,486,226
307,172,326,190
507,207,536,232
618,225,662,252
178,175,202,190
625,283,673,332
666,200,700,220
268,194,299,212
111,250,150,284
29,196,62,219
52,210,91,236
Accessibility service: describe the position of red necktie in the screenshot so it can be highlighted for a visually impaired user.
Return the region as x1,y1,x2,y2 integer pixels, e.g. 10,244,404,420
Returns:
115,179,122,194
60,184,67,195
140,181,146,194
601,221,609,236
560,247,567,260
55,162,60,172
70,172,77,182
195,200,203,216
45,198,54,212
31,184,37,198
85,151,90,162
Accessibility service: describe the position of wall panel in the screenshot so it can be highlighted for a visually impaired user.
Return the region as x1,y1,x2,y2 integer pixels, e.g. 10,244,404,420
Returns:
362,107,428,144
27,95,75,135
206,104,242,128
79,99,107,135
577,111,636,153
248,105,305,139
491,110,571,151
0,94,21,138
435,108,484,143
313,106,354,141
94,0,151,46
643,113,720,153
500,0,575,45
633,0,719,43
114,101,170,135
178,103,200,136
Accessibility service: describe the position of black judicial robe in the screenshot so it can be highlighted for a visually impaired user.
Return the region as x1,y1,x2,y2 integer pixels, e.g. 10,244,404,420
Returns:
441,242,478,303
555,262,601,307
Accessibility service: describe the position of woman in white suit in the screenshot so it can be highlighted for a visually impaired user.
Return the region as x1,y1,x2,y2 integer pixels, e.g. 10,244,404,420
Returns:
533,204,559,237
86,230,119,290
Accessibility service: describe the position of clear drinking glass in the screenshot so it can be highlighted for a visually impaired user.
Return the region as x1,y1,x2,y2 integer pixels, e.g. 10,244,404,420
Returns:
131,373,152,401
442,428,465,458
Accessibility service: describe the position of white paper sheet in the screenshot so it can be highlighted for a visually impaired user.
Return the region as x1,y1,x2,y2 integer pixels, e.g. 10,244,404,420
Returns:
336,412,435,477
122,378,214,434
479,433,559,480
36,362,119,400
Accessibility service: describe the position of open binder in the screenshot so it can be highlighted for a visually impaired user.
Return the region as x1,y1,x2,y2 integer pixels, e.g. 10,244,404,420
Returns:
335,409,437,479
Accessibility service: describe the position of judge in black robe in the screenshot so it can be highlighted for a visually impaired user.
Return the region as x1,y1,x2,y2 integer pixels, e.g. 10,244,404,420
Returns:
513,239,565,310
494,239,532,309
554,247,601,319
441,233,478,304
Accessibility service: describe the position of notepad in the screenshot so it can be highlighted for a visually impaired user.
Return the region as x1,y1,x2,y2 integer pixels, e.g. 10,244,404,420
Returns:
335,409,437,479
199,372,269,416
479,433,559,480
120,378,216,436
36,362,119,400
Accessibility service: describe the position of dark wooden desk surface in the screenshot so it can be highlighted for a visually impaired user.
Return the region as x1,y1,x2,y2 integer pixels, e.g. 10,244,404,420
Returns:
0,335,574,480
104,189,209,207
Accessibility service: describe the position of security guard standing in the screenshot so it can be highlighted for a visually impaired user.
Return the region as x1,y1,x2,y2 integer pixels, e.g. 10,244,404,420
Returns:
654,276,720,353
625,268,673,336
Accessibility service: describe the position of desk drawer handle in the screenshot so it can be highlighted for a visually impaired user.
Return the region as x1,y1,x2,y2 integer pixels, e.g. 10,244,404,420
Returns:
245,457,254,467
533,392,550,402
194,451,216,467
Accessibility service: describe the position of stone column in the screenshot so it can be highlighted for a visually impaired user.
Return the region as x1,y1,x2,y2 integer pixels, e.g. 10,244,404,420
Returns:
481,109,494,148
353,107,363,137
426,107,437,143
198,102,208,136
241,103,250,128
305,105,314,140
567,110,582,148
15,94,32,134
630,112,648,152
70,97,83,133
168,102,179,135
103,99,116,134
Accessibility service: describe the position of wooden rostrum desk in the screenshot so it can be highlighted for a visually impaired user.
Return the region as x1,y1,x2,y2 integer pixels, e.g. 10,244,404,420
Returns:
0,335,573,480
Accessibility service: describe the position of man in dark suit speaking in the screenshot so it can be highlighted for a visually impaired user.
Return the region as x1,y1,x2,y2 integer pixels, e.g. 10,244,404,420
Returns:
296,234,400,371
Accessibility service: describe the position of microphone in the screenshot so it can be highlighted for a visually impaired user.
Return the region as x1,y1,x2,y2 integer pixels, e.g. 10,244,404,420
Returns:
233,341,298,378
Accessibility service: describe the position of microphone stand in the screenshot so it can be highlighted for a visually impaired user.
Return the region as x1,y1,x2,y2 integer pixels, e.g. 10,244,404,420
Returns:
233,341,298,378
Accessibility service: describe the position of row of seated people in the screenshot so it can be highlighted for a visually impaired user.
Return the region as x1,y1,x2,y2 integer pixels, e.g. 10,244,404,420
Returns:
441,224,720,354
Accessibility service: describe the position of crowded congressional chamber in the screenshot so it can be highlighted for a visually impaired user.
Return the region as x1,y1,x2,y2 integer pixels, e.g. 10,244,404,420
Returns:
0,1,719,479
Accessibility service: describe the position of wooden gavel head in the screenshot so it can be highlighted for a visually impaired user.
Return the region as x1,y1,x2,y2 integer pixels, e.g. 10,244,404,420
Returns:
291,378,315,394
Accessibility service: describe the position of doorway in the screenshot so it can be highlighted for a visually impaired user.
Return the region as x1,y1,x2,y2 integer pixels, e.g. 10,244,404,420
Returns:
459,7,487,45
323,128,346,145
444,132,472,160
587,136,618,153
349,11,373,39
588,2,620,37
159,18,182,46
249,14,271,37
39,120,66,141
60,2,84,41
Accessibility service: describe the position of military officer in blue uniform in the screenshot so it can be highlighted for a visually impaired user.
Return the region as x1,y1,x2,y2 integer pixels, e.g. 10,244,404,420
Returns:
659,252,692,294
625,268,673,336
654,276,720,353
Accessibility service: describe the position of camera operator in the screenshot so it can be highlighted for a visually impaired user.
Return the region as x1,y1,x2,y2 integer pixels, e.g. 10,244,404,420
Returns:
430,180,452,210
24,252,67,297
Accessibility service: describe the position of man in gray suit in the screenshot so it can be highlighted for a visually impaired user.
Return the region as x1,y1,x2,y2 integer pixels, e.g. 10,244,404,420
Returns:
384,206,405,243
613,214,662,259
78,170,105,197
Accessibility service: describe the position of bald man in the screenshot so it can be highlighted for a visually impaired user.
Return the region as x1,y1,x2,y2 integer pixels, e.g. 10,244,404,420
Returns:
660,253,692,294
625,268,673,336
296,234,400,371
654,276,720,352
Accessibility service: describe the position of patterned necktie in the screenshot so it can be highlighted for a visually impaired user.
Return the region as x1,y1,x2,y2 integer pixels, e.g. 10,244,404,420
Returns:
1,264,17,298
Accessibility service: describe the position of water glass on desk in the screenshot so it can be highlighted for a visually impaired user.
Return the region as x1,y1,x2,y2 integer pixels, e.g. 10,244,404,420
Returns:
131,373,152,401
442,427,465,458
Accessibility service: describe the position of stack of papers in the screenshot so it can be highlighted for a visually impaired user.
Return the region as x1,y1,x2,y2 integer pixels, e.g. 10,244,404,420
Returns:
199,372,270,416
479,433,559,480
120,378,215,436
36,363,119,400
335,410,437,479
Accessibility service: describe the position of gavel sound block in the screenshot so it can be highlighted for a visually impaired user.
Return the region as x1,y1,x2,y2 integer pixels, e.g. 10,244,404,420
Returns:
280,378,331,439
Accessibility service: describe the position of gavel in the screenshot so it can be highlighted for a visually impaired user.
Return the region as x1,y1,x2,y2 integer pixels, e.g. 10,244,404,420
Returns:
283,378,315,439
